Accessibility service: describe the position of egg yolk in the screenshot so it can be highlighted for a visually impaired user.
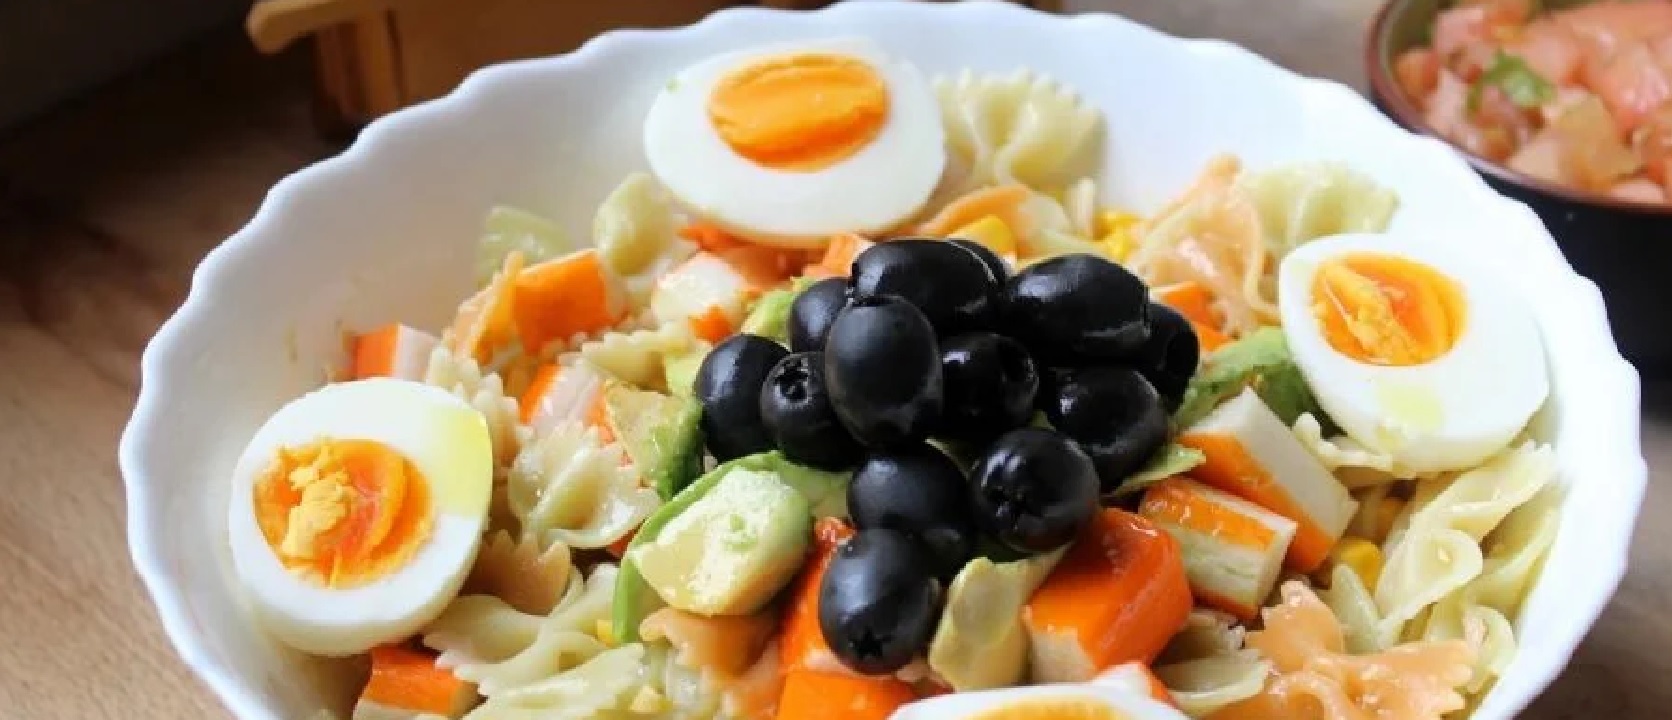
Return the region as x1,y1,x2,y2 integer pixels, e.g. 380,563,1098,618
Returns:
967,697,1126,720
1310,252,1466,366
708,53,889,172
253,439,433,588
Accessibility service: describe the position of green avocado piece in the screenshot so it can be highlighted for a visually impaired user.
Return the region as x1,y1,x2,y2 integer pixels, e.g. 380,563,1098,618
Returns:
760,451,851,518
628,468,811,617
601,380,704,501
739,277,816,344
927,549,1065,691
1110,443,1207,498
1173,327,1330,431
662,343,712,399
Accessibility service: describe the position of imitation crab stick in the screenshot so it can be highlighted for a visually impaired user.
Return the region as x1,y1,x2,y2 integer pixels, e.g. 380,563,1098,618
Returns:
1093,662,1177,707
680,221,748,253
449,251,524,364
1175,388,1358,573
350,324,438,381
1154,281,1230,352
512,248,625,354
780,518,856,673
651,251,786,337
1138,477,1297,621
775,670,916,720
518,362,604,436
351,645,478,720
1023,509,1193,683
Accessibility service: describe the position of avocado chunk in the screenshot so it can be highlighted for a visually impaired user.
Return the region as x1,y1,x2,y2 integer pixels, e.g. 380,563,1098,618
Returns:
662,343,712,398
760,451,851,518
1173,327,1330,430
1108,443,1207,498
740,277,815,345
927,549,1065,691
602,380,704,500
628,468,811,617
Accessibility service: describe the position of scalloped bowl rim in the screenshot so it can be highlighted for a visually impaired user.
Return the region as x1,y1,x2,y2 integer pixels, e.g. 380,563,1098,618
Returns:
118,2,1647,718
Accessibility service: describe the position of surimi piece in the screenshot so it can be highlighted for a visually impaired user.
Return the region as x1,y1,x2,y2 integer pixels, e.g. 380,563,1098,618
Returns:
1138,477,1297,621
351,324,439,381
512,248,626,353
1023,509,1192,683
352,645,478,720
518,362,604,437
1176,388,1357,573
650,251,782,339
803,232,874,279
1093,662,1177,707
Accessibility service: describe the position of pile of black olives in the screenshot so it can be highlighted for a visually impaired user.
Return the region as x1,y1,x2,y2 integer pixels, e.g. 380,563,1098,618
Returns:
692,238,1198,676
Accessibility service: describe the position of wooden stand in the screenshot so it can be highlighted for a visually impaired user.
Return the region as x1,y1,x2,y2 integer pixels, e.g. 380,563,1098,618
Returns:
245,0,1057,139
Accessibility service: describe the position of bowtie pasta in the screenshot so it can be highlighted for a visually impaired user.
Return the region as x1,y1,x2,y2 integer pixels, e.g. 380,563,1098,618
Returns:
222,36,1564,720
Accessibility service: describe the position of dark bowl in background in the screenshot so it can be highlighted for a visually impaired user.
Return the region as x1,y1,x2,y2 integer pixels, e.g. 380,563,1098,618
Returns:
1366,0,1672,376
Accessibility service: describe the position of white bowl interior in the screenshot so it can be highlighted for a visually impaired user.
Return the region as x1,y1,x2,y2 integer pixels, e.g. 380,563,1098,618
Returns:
120,2,1646,719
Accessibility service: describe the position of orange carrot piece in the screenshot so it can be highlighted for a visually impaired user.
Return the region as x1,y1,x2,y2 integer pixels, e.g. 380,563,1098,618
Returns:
358,644,475,716
688,306,736,344
804,233,874,279
512,249,621,353
681,221,748,252
915,185,1032,238
1023,509,1193,683
775,670,915,720
519,364,562,425
780,518,855,673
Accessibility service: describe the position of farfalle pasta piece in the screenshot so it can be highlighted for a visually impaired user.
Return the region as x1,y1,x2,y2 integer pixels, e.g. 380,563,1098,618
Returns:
1214,582,1475,720
1291,413,1432,489
424,344,532,469
578,320,695,392
933,69,1103,195
1231,161,1399,262
462,642,647,720
463,531,574,615
638,608,779,719
1376,442,1554,645
425,564,619,697
1154,610,1268,719
506,423,658,550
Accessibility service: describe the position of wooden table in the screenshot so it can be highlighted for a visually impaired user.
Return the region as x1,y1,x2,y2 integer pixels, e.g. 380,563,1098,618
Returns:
0,4,1665,718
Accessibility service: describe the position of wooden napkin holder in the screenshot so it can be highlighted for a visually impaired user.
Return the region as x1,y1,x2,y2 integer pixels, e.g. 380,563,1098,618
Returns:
245,0,1058,138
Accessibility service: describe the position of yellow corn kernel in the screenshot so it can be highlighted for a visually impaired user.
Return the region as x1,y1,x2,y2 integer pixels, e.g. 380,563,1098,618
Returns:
1374,497,1407,544
594,618,616,647
1331,537,1384,590
949,215,1018,257
630,685,670,714
1100,228,1138,263
1096,209,1142,237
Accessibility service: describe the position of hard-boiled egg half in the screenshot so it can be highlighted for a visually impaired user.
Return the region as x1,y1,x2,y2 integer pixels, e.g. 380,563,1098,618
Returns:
1277,232,1549,473
888,666,1187,720
227,378,493,656
643,37,946,248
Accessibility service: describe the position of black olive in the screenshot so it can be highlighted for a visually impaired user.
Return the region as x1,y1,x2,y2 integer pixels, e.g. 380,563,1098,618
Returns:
968,427,1098,553
847,443,976,580
850,238,1000,336
936,332,1038,444
788,277,851,353
1136,302,1200,411
824,295,944,449
1042,366,1170,493
693,334,788,461
946,238,1009,283
818,528,943,674
1002,254,1151,364
760,351,864,470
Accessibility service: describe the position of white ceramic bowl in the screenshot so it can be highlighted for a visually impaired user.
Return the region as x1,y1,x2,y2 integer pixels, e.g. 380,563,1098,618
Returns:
119,1,1648,718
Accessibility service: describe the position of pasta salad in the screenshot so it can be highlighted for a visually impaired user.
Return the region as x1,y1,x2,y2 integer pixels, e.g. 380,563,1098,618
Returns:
225,36,1560,720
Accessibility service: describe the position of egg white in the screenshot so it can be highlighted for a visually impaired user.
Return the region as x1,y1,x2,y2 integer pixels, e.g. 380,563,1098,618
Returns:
643,36,947,247
227,378,493,657
1277,232,1550,474
888,682,1189,720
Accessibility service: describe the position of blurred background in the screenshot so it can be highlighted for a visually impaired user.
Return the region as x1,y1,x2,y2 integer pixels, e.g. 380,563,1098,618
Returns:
0,1,1663,718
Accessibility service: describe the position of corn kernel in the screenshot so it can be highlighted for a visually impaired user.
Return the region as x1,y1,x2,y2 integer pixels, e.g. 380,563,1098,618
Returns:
630,685,670,714
1096,209,1142,237
1374,497,1407,544
948,215,1018,257
1332,537,1384,590
1100,228,1138,263
594,618,615,647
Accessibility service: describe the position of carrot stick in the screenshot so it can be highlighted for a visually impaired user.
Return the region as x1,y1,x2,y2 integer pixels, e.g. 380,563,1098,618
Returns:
775,670,915,720
1024,509,1193,683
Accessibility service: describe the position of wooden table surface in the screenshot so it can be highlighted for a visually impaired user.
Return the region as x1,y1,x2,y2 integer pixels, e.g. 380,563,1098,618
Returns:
0,5,1666,719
